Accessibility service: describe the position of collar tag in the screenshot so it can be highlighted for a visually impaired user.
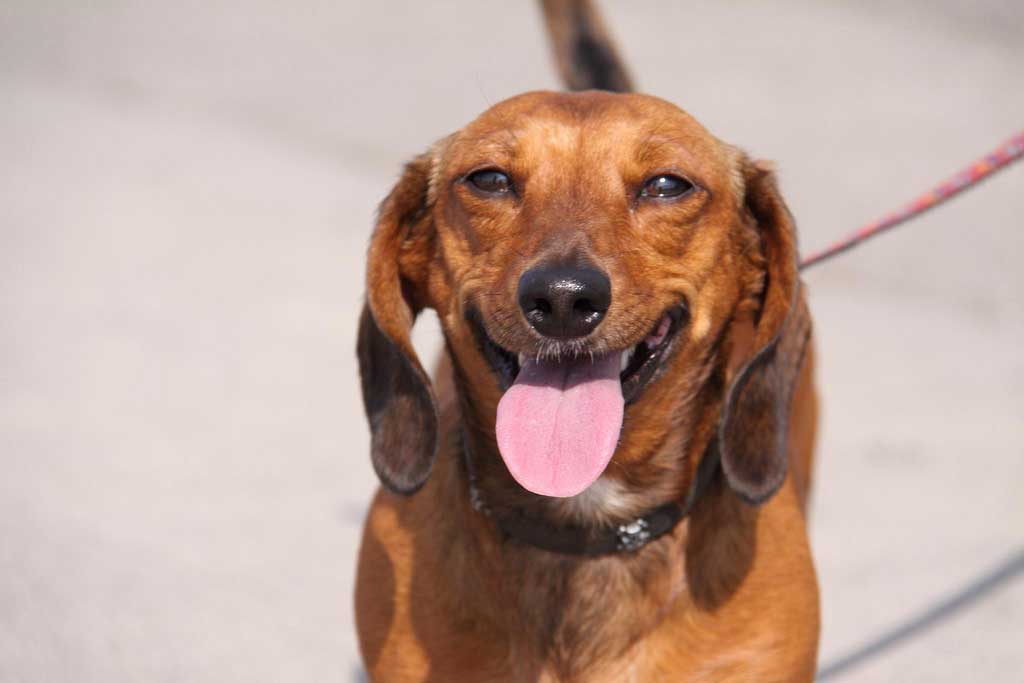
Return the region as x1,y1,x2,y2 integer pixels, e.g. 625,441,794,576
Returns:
615,518,652,552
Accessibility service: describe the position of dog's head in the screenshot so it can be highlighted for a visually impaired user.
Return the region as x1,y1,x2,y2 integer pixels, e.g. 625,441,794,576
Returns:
358,90,808,506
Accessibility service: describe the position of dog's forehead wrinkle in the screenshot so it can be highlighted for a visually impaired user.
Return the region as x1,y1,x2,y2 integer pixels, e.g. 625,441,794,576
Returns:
522,117,580,150
471,96,711,160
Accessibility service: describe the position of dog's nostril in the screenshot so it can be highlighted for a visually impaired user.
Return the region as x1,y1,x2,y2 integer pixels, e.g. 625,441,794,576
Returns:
533,298,553,314
573,298,598,315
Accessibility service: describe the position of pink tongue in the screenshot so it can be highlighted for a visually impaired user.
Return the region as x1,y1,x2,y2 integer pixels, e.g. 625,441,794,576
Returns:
495,354,624,497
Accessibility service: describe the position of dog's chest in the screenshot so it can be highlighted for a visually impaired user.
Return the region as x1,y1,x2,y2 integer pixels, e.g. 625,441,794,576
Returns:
553,476,638,521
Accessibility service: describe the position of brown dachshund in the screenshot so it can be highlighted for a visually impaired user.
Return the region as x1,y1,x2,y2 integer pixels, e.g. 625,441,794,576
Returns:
355,1,819,680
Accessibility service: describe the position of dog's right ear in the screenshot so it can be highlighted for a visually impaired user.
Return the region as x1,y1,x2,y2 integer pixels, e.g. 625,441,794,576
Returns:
357,151,440,495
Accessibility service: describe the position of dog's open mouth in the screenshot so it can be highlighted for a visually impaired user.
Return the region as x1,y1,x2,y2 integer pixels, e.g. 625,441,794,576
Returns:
471,305,686,498
476,305,686,402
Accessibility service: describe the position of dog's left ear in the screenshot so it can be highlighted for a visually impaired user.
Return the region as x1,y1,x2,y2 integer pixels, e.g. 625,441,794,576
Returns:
718,159,812,505
357,150,441,495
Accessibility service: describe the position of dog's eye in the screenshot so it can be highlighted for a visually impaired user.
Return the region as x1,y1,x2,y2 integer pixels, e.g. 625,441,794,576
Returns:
466,169,513,195
640,174,694,199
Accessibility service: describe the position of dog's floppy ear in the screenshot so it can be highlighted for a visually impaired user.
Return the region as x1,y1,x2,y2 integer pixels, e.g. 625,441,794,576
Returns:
357,151,440,495
718,159,812,505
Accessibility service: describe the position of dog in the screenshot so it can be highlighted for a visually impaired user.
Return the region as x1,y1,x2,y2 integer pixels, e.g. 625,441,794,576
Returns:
354,1,819,680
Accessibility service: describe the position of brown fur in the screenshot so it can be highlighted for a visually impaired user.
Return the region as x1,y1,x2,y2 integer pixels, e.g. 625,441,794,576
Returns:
354,90,820,681
539,0,635,93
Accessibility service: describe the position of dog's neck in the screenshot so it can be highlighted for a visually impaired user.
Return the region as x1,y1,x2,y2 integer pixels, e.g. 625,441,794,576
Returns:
461,425,722,556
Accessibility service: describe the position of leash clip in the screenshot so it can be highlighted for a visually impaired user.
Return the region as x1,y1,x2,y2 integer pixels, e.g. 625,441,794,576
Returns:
615,518,651,552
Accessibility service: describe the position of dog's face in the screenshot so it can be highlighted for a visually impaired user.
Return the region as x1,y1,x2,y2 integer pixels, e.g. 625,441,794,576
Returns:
359,91,807,506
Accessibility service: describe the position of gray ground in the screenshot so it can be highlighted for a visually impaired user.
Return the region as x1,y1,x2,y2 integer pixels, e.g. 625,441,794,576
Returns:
2,2,1022,681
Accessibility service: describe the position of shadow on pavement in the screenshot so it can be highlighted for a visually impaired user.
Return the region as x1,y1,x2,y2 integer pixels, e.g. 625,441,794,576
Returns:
818,547,1024,680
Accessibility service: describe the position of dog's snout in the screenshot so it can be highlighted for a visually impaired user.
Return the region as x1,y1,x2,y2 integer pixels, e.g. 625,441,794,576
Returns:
517,264,611,339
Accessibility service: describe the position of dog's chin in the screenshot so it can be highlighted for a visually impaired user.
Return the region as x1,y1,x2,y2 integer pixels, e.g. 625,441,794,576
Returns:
471,304,688,405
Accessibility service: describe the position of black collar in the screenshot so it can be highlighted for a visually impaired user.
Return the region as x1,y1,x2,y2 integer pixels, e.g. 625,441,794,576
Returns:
464,438,721,557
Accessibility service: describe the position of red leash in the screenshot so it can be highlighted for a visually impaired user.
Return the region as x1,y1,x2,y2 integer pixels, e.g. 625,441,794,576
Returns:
799,130,1024,271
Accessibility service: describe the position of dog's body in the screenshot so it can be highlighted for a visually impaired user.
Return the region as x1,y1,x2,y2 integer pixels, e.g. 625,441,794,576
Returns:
355,3,820,680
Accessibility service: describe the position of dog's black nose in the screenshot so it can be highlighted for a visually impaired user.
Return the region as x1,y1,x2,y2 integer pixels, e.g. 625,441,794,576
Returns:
517,264,611,339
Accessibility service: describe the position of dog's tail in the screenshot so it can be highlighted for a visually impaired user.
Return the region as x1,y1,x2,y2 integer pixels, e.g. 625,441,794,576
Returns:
538,0,634,93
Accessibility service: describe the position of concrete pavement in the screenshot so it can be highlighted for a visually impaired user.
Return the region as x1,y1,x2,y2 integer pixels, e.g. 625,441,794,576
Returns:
2,2,1022,680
